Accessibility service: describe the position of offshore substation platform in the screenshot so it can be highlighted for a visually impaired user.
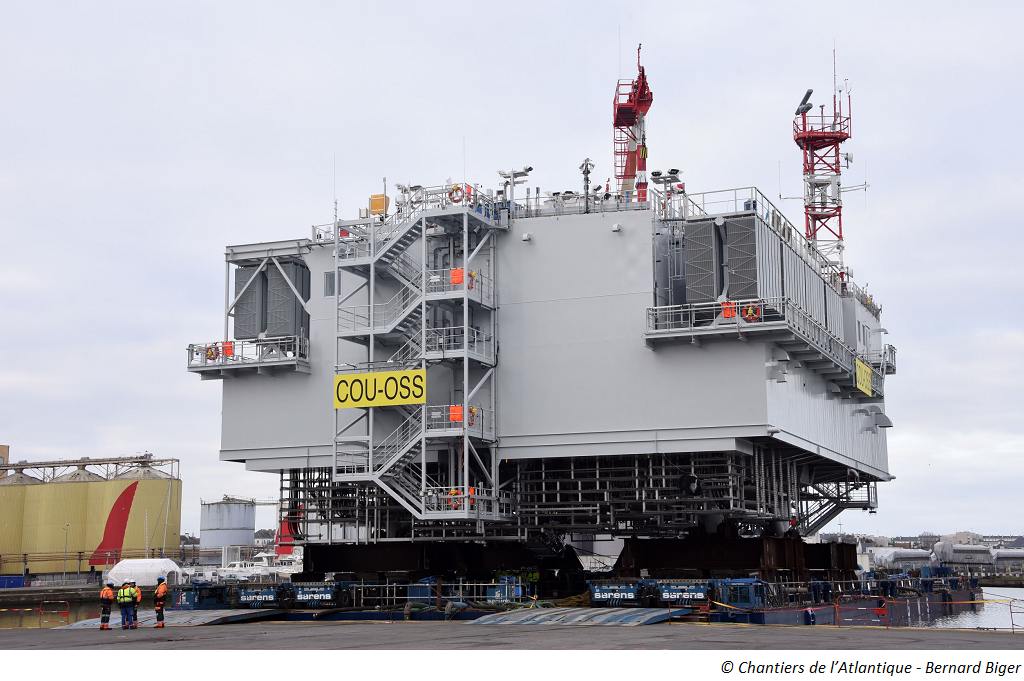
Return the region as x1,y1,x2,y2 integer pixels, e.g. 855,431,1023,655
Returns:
187,49,896,584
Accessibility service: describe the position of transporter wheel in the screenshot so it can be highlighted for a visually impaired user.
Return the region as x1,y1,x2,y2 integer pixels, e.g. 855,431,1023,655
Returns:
338,589,353,608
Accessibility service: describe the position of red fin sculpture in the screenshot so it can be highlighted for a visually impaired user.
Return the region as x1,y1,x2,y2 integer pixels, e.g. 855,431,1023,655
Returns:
89,482,138,565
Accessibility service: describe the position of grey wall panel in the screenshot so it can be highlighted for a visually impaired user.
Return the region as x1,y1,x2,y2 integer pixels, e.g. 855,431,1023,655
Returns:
804,261,824,327
497,211,769,460
783,248,804,310
726,216,758,299
233,266,265,339
683,218,720,303
826,286,844,339
654,229,672,307
766,356,889,478
755,219,783,302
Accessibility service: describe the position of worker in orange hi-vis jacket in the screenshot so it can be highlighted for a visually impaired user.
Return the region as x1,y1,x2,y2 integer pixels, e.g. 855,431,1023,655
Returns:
98,581,116,630
153,576,169,628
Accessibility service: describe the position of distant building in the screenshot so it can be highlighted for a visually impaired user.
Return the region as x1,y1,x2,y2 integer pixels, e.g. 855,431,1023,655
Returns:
941,531,983,546
254,529,275,547
981,535,1022,549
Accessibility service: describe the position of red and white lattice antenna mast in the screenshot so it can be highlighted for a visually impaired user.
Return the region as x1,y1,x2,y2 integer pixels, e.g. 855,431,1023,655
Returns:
793,76,853,275
613,44,653,201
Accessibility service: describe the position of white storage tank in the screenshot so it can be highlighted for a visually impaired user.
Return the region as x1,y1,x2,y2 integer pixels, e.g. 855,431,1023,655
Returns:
199,498,255,550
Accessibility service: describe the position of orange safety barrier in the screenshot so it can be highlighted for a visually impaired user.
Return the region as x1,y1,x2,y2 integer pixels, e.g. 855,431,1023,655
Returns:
449,405,463,422
836,600,888,628
39,600,70,627
450,268,464,285
722,302,736,319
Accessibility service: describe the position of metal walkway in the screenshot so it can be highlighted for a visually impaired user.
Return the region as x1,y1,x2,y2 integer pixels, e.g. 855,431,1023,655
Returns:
61,609,285,628
469,607,689,626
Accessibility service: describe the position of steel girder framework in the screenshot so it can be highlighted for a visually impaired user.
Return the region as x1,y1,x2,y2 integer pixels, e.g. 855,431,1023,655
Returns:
515,448,877,537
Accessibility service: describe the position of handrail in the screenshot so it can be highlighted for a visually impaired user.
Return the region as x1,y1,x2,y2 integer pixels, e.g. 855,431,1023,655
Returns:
424,326,494,361
374,410,423,473
653,185,845,289
187,336,308,368
336,182,497,262
426,268,493,302
794,113,852,138
425,404,494,439
511,196,650,220
338,281,421,332
645,297,885,394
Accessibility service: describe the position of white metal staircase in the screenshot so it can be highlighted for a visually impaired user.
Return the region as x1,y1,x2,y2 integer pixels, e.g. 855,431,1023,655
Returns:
333,184,511,523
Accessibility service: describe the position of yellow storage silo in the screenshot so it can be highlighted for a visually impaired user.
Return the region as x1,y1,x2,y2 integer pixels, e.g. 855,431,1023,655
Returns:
0,472,37,575
112,465,182,560
0,457,182,576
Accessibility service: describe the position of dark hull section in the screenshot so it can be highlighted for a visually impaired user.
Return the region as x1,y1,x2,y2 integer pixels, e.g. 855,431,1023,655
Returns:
714,589,983,627
616,535,858,581
299,541,585,597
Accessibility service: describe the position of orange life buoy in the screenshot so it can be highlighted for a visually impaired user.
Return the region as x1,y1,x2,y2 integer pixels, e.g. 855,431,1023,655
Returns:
742,305,761,323
448,488,463,509
467,271,475,290
449,185,464,203
205,345,220,360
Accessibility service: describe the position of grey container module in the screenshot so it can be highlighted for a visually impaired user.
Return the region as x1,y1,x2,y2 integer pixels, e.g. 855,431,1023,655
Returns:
726,215,759,300
266,261,310,338
234,266,266,340
683,218,722,303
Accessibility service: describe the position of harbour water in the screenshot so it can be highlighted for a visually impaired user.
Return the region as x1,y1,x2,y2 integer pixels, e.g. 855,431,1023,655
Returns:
920,587,1023,631
0,602,99,630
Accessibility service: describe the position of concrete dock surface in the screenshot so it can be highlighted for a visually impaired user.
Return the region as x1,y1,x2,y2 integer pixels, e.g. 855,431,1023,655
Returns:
1,620,1020,649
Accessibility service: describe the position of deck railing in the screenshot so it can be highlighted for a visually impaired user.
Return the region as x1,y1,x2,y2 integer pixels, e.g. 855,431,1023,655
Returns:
187,336,308,369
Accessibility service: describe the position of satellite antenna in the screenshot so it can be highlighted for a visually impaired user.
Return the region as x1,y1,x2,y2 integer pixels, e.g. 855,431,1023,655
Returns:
795,89,813,116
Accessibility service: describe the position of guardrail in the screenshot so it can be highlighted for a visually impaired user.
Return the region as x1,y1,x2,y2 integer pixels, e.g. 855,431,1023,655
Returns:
674,186,843,287
425,404,494,440
868,344,897,375
511,196,650,219
794,113,852,138
187,336,308,369
338,283,420,332
422,486,515,515
646,297,885,395
373,410,423,474
426,267,493,304
424,327,494,364
335,183,498,262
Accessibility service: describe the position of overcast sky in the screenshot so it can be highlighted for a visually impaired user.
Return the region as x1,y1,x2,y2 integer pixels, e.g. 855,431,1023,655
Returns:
2,2,1021,536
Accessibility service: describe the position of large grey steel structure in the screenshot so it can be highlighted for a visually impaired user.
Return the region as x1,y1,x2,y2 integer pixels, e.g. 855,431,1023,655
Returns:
187,170,896,556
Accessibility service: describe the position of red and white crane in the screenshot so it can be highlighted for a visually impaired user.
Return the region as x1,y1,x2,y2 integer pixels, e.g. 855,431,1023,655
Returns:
613,44,653,201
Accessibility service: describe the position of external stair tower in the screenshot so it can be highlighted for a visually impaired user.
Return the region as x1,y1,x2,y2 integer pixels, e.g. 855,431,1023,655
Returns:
332,185,512,539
